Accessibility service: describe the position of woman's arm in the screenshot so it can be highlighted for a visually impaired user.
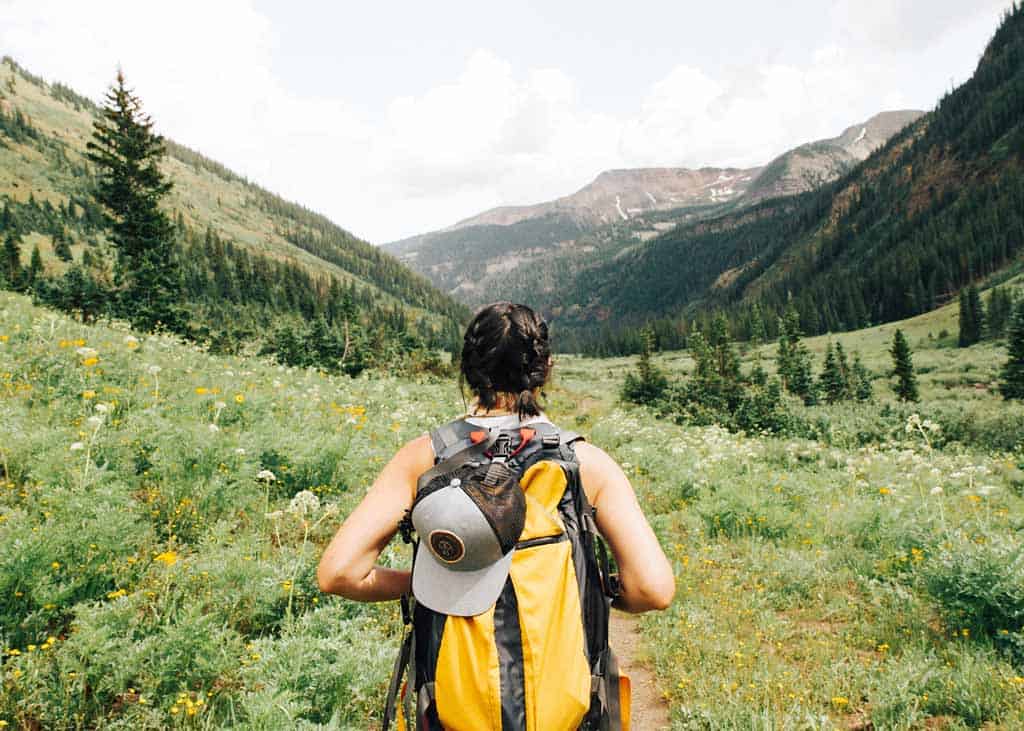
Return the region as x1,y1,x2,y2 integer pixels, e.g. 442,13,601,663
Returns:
575,441,676,613
316,434,435,602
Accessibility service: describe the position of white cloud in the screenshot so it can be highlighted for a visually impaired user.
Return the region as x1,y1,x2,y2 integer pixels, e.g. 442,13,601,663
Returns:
0,0,1014,242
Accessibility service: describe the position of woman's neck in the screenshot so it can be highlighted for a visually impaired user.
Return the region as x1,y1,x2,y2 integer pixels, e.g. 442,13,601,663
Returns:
468,405,517,417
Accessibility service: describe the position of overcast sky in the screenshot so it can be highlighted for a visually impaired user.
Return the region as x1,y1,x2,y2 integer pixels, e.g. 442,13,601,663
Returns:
0,0,1014,243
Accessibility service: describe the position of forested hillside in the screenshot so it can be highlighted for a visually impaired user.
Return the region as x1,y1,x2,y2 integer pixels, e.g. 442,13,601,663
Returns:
548,4,1024,354
388,112,920,311
0,57,467,362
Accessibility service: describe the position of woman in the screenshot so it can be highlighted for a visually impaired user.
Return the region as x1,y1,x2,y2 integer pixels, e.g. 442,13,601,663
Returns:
317,301,675,727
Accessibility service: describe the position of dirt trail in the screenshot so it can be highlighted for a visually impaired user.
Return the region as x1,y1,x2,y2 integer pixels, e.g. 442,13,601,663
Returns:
610,610,671,730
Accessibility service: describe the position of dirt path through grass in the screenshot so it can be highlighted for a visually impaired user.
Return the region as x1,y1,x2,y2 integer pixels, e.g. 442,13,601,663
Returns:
610,610,671,730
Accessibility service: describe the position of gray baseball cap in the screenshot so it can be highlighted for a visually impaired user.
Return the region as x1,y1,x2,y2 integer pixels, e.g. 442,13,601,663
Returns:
410,474,522,617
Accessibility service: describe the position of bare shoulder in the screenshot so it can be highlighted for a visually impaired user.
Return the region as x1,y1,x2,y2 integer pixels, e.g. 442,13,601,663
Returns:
572,440,619,470
396,432,435,473
572,441,629,503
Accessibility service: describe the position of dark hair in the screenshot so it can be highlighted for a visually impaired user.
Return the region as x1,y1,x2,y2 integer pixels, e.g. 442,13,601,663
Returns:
460,302,551,419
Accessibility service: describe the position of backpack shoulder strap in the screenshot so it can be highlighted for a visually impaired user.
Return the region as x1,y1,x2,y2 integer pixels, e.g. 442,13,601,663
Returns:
428,417,479,462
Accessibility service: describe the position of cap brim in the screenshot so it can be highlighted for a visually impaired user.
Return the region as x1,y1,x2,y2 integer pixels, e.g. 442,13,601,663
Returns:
412,545,513,617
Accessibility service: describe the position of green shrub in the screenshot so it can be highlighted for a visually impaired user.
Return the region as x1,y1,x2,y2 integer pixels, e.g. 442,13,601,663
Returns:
921,532,1024,663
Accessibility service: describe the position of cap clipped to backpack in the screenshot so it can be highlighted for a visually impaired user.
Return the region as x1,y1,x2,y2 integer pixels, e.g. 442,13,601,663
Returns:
411,438,527,617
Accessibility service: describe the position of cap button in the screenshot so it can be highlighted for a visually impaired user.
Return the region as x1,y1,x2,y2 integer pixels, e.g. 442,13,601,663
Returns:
449,478,461,487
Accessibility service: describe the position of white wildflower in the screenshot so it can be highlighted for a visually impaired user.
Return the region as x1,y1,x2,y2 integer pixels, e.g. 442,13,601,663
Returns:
214,401,227,410
76,346,98,359
930,486,944,495
86,415,103,428
288,490,320,516
94,403,109,413
208,423,220,433
146,364,162,376
256,469,277,482
235,448,247,456
69,442,85,451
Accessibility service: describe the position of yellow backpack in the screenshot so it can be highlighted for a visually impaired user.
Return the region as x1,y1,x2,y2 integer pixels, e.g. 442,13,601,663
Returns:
382,418,629,731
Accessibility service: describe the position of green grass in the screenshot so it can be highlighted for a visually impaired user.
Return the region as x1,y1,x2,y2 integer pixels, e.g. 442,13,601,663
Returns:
2,290,1023,729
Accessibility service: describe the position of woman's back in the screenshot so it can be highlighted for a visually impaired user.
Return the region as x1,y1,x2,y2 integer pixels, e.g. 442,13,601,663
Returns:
316,302,674,730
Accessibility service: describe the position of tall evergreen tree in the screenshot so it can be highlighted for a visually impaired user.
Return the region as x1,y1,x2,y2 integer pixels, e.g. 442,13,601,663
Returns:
749,302,766,345
777,304,816,404
851,352,873,401
27,245,42,286
834,341,852,398
85,69,184,333
890,329,919,402
968,285,985,341
621,326,668,405
958,285,985,346
998,299,1024,400
2,230,23,290
985,286,1015,339
53,230,73,262
819,342,850,404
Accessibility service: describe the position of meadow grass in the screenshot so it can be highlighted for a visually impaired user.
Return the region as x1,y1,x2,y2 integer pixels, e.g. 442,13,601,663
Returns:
2,290,1023,729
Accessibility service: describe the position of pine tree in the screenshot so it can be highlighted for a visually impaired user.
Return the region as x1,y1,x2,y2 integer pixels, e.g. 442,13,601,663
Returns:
27,245,42,286
958,289,974,347
0,201,14,234
998,299,1024,400
852,352,873,401
985,286,1015,339
85,69,184,333
834,341,852,399
776,304,801,388
890,329,919,402
819,342,847,404
749,303,766,345
968,285,985,341
53,230,73,262
777,304,815,404
958,285,985,346
2,230,23,290
622,326,668,405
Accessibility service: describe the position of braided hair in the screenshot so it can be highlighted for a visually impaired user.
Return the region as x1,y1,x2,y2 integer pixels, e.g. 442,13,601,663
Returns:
460,302,552,419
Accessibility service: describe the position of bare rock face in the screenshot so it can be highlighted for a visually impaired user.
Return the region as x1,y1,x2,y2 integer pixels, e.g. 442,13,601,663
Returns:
451,166,763,230
743,110,924,203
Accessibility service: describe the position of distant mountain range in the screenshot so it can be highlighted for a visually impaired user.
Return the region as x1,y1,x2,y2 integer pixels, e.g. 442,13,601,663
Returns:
385,110,924,307
528,5,1024,353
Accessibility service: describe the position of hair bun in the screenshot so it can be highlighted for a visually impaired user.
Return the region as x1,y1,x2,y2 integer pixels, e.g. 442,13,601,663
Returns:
460,303,550,418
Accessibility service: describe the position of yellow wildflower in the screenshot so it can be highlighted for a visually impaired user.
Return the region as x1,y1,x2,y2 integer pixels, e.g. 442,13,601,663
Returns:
195,387,209,395
235,393,245,403
82,390,96,400
153,551,178,567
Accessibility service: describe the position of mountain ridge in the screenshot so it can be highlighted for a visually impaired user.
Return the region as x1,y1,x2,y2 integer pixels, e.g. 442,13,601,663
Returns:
385,108,924,308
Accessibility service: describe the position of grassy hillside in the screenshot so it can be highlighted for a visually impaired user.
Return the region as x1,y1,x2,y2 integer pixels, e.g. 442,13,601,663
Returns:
2,280,1023,728
0,56,468,334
